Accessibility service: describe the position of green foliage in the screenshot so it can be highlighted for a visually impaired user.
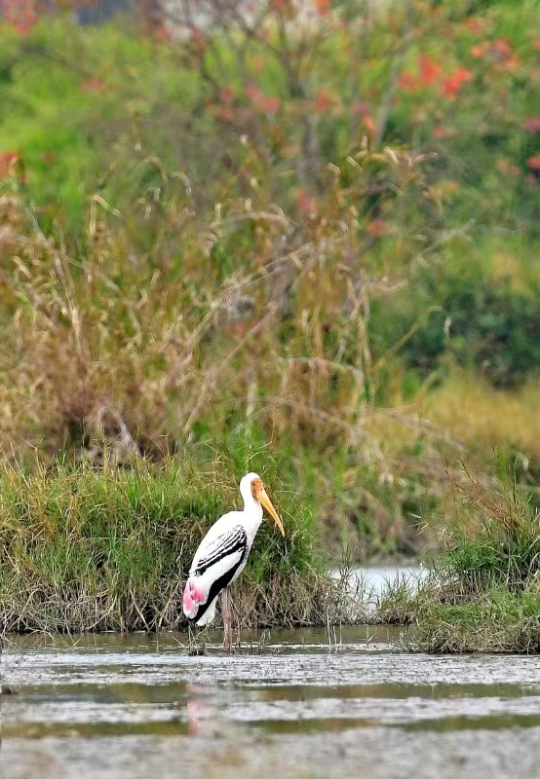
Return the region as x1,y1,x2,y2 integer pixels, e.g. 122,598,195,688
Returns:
1,2,538,231
0,21,198,221
371,237,540,387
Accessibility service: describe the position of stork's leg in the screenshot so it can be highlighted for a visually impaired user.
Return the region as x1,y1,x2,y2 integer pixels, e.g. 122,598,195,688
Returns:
221,588,233,654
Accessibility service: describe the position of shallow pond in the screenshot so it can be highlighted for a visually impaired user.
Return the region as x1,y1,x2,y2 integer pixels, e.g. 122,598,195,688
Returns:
3,627,540,779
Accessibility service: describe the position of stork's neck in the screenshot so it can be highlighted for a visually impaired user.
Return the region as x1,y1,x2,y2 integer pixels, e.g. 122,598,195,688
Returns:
240,483,264,538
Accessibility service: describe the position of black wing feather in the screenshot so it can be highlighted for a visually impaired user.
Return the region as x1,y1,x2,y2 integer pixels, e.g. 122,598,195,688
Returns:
187,525,248,625
193,525,247,576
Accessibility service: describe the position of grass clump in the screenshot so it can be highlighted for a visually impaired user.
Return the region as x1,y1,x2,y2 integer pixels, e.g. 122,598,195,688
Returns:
418,590,540,654
376,575,435,627
0,460,333,634
393,461,540,653
440,463,540,594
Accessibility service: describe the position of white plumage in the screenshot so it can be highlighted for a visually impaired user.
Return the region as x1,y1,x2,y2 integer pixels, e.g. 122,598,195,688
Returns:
182,472,284,629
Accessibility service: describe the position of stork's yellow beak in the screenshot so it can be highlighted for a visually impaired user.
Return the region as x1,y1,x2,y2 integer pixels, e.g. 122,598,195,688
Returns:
258,488,285,536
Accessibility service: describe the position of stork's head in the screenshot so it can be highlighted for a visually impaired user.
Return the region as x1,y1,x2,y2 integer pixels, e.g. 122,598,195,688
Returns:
240,472,285,536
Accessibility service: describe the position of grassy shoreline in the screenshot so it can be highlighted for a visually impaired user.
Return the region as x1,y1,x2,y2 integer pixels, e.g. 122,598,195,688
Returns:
0,463,337,634
2,459,539,652
376,466,540,654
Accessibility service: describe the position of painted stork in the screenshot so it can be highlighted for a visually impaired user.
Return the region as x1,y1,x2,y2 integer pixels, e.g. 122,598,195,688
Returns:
182,472,285,652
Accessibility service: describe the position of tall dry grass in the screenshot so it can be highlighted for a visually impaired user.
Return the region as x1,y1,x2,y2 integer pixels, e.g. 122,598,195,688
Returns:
0,136,469,562
1,2,538,567
0,144,442,464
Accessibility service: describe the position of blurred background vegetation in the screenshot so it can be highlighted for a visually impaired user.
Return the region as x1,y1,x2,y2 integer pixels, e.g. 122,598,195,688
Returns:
0,0,539,562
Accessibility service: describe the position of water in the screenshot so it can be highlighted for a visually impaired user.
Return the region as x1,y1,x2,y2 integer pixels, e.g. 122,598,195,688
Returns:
347,564,430,594
3,627,540,779
332,565,430,619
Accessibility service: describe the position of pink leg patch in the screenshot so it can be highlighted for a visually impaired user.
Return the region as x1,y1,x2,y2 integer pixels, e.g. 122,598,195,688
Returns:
189,580,204,603
183,587,195,613
183,578,206,617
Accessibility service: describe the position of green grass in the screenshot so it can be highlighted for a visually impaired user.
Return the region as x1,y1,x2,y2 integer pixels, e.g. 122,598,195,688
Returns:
377,461,540,652
0,460,334,633
417,590,540,654
439,461,540,592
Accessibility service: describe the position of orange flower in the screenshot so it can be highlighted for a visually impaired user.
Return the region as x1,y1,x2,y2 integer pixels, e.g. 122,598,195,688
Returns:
362,115,377,135
463,17,485,35
440,67,473,98
471,42,489,58
0,150,25,184
81,78,108,93
314,0,331,14
220,87,235,103
245,84,280,115
246,83,263,102
314,89,340,115
492,38,513,60
260,96,280,114
296,189,318,216
419,55,441,86
367,218,386,237
526,155,540,171
0,150,21,179
433,126,453,139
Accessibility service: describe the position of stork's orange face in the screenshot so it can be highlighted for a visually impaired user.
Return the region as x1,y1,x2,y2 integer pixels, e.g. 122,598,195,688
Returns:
251,478,285,536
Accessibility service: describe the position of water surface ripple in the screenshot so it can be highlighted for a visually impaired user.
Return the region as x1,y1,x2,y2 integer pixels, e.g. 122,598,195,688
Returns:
2,627,540,779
